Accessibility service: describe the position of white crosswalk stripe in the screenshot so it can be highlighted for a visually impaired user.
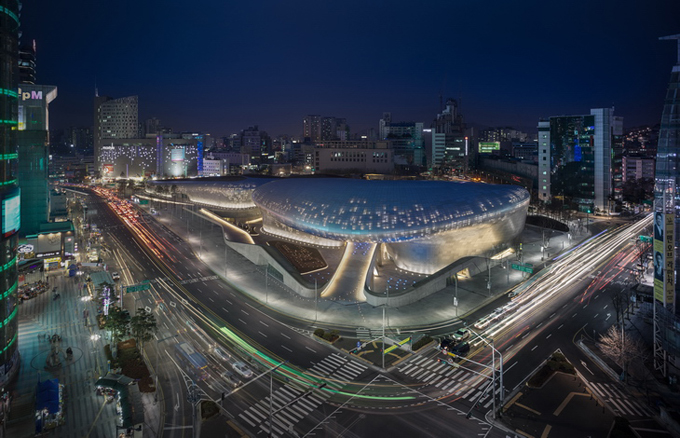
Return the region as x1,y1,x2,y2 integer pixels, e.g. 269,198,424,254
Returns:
589,382,651,417
239,353,370,436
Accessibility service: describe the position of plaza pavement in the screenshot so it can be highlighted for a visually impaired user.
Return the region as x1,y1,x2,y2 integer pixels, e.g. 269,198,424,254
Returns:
6,268,162,437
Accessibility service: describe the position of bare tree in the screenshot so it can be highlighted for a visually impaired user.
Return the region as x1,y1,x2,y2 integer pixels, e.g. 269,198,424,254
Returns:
598,325,648,378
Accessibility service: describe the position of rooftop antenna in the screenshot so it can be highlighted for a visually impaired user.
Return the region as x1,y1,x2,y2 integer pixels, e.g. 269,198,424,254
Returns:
95,76,98,97
659,34,680,65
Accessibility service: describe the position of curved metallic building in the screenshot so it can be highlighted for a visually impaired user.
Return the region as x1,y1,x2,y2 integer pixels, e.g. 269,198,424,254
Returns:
149,177,274,209
253,179,529,274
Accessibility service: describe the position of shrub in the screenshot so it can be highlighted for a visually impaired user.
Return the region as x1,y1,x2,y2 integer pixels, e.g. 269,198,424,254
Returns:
314,328,325,338
412,336,433,351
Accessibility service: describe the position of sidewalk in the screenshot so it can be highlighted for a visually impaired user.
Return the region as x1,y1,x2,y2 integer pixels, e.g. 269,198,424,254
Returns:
6,271,119,437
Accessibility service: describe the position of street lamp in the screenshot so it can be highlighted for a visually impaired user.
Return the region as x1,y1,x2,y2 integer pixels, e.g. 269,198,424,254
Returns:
469,331,504,419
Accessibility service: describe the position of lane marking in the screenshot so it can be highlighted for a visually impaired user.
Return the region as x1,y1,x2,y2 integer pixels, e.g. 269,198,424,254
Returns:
238,318,247,325
572,313,577,318
259,321,269,327
241,309,249,316
558,324,564,329
306,346,317,353
531,345,538,351
258,331,268,338
281,333,291,339
546,334,552,339
281,345,292,352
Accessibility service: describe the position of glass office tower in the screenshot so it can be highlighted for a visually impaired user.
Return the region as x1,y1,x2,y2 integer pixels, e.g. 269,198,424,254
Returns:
0,0,21,389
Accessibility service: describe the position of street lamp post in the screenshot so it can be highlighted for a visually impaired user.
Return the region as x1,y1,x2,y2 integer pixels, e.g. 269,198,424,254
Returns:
471,332,504,418
314,279,318,322
453,273,458,316
154,333,178,403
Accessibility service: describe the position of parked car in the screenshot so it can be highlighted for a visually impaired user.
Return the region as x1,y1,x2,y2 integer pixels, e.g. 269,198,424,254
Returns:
220,370,241,388
232,361,253,379
452,328,470,343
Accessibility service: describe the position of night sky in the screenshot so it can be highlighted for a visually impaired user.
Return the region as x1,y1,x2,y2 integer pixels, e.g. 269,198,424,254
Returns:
21,0,680,138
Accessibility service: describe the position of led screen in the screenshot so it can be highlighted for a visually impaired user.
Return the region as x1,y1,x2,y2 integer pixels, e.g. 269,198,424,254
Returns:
2,189,20,237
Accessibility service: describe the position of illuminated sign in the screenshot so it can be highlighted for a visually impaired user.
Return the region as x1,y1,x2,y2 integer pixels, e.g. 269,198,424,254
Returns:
17,88,43,101
2,189,20,237
479,142,501,153
43,257,62,263
18,244,34,254
171,148,185,162
103,164,114,175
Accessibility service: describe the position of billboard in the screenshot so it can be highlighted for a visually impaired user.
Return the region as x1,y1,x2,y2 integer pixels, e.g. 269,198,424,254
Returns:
103,164,114,176
171,148,185,162
479,142,501,154
654,212,675,305
2,189,20,237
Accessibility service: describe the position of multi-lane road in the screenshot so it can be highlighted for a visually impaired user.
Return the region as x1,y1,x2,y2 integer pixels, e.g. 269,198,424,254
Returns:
70,186,654,437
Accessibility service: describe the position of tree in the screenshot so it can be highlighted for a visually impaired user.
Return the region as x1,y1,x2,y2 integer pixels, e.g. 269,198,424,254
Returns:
104,307,130,354
127,179,137,194
130,308,158,349
597,325,647,380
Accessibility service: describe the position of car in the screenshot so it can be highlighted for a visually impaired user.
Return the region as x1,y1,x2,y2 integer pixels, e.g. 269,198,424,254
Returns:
450,342,470,357
452,328,470,342
508,290,520,298
111,272,120,281
212,346,231,362
220,370,241,388
438,338,454,352
232,361,253,379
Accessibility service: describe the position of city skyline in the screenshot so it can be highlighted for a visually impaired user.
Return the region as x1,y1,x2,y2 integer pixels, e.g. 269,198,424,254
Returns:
21,0,680,137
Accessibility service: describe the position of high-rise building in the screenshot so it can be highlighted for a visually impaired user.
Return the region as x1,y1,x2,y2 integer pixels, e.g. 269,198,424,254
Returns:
537,108,622,212
303,115,321,143
431,98,467,172
17,84,57,236
380,118,425,167
18,40,36,85
0,0,21,389
652,34,680,377
94,95,138,174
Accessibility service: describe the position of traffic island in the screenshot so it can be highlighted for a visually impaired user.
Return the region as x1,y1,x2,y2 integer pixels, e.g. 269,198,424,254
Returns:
501,369,616,438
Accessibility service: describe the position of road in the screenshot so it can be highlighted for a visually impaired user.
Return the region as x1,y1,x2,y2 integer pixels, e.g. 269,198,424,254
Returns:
69,188,509,437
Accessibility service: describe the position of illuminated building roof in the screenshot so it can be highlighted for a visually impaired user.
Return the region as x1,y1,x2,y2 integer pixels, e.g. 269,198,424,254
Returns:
252,179,529,242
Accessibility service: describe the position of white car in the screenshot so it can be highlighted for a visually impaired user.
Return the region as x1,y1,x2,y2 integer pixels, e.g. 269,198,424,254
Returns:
213,346,231,362
112,272,120,281
232,361,253,379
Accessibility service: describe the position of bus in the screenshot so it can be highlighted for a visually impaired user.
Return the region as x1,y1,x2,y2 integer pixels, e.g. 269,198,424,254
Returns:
174,342,209,381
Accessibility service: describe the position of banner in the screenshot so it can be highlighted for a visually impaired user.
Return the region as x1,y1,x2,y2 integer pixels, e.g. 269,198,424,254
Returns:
654,212,664,302
654,212,675,305
665,213,675,305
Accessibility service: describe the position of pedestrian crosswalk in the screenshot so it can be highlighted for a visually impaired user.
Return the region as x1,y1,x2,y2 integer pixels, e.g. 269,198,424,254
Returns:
396,354,498,405
589,382,652,417
238,353,368,437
